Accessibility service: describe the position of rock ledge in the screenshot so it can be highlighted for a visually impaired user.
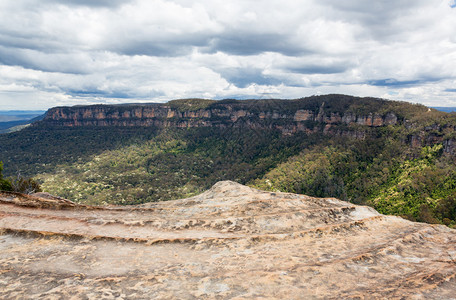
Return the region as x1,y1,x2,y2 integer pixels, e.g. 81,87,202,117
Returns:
1,181,455,299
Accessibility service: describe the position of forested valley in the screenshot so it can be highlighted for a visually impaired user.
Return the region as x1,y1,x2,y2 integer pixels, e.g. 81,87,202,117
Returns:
1,95,456,227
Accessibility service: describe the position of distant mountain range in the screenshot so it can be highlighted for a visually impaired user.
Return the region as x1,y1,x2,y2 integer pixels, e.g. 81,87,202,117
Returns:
0,111,45,133
432,107,456,113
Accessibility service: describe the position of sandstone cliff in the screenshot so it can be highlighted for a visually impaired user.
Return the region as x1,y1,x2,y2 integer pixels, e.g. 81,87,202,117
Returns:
1,181,455,298
36,94,456,154
39,96,400,135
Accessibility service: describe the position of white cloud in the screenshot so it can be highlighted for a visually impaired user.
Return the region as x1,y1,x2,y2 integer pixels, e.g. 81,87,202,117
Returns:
0,0,456,110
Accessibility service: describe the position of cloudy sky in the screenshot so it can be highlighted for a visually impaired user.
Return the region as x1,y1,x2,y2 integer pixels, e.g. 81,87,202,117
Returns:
1,0,456,110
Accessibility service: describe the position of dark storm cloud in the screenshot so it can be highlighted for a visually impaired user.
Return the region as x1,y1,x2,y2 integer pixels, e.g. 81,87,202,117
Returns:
0,32,63,53
218,68,283,88
320,0,422,15
319,0,430,23
109,34,212,57
287,64,349,75
44,0,130,7
205,33,308,56
0,46,89,74
67,88,165,99
367,79,423,87
318,0,432,41
112,42,192,57
367,77,444,88
68,89,132,99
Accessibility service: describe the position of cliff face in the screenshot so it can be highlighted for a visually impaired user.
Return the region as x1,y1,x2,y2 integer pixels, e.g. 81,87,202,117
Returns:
31,95,456,152
40,96,399,135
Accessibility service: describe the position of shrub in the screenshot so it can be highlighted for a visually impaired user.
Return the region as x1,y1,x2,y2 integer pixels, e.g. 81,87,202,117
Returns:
0,161,12,191
9,173,42,194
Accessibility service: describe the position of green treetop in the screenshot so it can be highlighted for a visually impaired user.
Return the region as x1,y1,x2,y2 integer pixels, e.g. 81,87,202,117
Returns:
0,161,12,191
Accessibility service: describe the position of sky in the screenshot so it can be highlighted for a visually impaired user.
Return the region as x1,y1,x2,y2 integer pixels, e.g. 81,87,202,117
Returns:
0,0,456,110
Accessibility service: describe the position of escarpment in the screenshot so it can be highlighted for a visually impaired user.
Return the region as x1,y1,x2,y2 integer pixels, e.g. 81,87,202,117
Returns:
39,95,402,135
39,95,456,150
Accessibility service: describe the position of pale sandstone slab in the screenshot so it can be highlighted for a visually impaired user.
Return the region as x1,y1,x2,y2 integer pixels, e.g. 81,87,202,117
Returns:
1,181,455,299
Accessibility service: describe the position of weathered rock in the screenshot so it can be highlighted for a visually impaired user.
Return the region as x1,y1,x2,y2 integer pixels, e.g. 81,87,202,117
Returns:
1,181,455,299
39,97,399,136
294,109,314,122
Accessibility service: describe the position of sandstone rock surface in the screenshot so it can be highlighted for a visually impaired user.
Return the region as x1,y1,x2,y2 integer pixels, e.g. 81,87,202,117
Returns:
1,181,455,299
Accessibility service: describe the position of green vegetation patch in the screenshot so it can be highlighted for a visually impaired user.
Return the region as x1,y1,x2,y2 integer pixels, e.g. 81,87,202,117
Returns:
250,139,456,227
167,99,216,111
34,127,321,205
